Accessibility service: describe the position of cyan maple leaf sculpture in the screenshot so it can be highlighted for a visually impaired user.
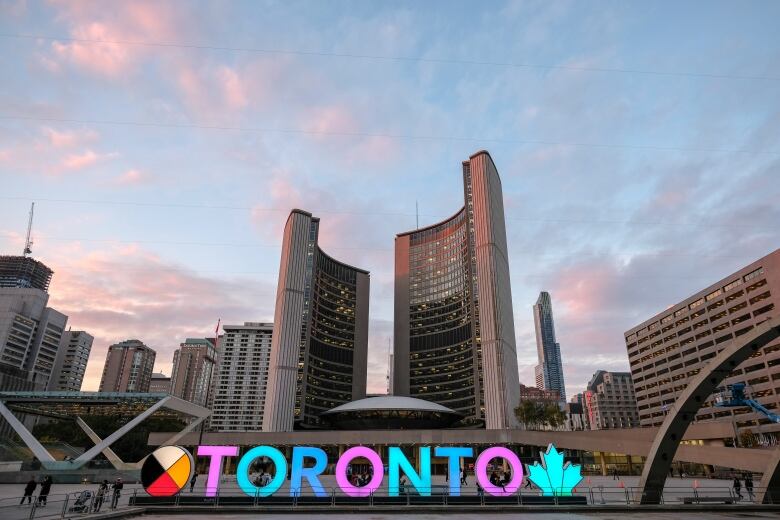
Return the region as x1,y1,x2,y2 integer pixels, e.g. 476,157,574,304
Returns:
526,443,583,496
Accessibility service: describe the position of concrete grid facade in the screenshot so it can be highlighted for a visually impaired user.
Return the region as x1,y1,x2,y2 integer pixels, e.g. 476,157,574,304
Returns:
211,322,272,431
584,370,639,430
263,210,369,431
98,339,156,393
625,248,780,432
0,288,67,389
48,330,93,391
393,151,520,429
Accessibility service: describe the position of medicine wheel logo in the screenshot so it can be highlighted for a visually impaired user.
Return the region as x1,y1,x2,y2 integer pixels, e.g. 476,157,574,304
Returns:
141,446,193,496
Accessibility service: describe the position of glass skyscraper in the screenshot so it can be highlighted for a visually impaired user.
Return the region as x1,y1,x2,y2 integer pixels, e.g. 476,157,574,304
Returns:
533,291,566,401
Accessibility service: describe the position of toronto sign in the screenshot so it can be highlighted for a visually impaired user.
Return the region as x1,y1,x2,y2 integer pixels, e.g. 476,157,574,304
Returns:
142,443,583,498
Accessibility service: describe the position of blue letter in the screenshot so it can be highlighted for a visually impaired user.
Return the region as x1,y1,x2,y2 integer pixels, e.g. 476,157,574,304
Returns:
236,446,287,497
434,446,473,496
388,446,431,496
291,446,328,497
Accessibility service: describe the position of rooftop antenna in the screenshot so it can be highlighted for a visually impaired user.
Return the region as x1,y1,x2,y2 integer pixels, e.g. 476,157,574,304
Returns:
23,202,34,257
415,200,419,229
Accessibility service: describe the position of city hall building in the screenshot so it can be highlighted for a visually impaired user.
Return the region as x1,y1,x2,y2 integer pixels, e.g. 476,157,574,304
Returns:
263,210,370,432
393,151,521,429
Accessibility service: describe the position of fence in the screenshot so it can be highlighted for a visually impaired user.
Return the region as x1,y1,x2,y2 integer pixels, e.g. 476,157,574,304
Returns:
1,483,777,519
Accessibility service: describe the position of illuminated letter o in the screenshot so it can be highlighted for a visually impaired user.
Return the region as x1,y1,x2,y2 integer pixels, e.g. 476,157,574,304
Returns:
236,446,287,497
475,447,523,496
335,446,383,497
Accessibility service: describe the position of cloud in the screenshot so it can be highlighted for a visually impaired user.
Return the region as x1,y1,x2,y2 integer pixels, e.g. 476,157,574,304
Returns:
112,168,149,186
44,127,98,148
60,149,117,171
46,244,275,390
47,0,182,77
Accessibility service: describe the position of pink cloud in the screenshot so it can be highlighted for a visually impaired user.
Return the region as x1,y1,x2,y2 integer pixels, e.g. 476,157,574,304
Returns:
48,0,182,77
60,149,116,171
44,127,98,148
113,168,149,186
219,66,249,110
46,244,274,390
303,105,359,135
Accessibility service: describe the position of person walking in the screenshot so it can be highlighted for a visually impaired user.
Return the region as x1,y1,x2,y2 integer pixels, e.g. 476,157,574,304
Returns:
94,480,108,512
612,468,619,480
37,476,52,506
110,478,123,509
20,478,36,505
745,473,755,501
460,466,467,485
733,476,743,500
189,473,197,493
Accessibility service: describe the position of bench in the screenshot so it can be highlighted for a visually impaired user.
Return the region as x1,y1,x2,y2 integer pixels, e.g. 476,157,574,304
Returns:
680,496,736,504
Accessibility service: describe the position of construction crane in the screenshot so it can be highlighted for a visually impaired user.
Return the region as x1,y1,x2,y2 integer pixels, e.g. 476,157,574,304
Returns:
715,382,780,423
23,202,34,257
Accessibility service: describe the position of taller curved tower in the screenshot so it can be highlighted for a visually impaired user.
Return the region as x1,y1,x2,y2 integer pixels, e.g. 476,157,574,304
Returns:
393,151,520,428
263,210,370,431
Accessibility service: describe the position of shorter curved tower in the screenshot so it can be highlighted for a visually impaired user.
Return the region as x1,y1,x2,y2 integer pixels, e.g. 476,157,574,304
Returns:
394,151,520,429
263,210,370,431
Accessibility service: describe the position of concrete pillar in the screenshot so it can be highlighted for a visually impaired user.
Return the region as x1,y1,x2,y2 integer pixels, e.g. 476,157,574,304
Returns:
599,452,608,476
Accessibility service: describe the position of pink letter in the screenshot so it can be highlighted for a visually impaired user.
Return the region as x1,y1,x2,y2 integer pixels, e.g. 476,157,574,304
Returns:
475,447,523,496
335,446,383,497
197,445,239,496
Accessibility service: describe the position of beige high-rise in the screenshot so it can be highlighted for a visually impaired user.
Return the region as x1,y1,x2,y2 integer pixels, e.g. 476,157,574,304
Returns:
625,248,780,431
394,151,520,429
263,210,369,431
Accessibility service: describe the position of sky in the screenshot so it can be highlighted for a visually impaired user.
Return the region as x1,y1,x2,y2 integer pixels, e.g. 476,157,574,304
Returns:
0,0,779,398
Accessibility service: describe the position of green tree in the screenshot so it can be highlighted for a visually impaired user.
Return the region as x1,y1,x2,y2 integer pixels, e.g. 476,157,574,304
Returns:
515,399,567,430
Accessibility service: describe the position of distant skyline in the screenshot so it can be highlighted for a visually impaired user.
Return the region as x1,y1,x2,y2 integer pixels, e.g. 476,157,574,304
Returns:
0,1,778,397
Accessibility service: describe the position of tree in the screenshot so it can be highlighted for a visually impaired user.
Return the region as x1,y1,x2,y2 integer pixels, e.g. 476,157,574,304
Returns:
515,399,567,430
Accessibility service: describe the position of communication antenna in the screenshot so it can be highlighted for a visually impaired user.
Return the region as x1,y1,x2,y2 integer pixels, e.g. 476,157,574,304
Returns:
23,202,34,257
415,200,419,229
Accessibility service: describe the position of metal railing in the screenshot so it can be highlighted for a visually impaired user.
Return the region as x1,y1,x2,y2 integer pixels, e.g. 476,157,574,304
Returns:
0,482,776,518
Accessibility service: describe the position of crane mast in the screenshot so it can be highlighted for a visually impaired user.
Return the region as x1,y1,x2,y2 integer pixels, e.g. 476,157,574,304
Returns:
23,202,34,257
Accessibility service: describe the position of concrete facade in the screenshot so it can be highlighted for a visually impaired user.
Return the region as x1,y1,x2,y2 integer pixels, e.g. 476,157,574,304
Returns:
0,288,67,389
393,151,520,429
625,248,780,432
263,210,369,432
170,338,217,406
584,370,640,430
533,291,566,401
149,373,171,393
210,322,272,431
48,330,93,391
98,339,156,393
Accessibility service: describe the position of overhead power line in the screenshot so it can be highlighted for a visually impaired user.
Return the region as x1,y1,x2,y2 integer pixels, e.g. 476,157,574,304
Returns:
0,115,777,156
0,196,777,232
1,32,778,82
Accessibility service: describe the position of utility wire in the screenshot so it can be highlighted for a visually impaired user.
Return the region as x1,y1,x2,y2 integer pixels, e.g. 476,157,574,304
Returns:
0,196,777,232
1,114,777,156
1,32,778,82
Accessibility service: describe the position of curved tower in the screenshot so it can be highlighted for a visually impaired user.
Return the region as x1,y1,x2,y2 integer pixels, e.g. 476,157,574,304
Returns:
393,151,520,428
263,210,370,431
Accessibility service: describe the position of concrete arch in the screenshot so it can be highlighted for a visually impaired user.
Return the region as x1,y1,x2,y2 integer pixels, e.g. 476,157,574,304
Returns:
637,317,780,504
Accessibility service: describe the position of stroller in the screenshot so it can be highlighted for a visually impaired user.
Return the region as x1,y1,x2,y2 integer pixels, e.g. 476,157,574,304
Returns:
68,490,93,513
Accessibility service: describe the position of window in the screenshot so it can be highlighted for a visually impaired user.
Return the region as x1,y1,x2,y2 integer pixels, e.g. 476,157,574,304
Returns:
744,267,764,282
689,298,705,310
724,279,742,292
706,289,723,301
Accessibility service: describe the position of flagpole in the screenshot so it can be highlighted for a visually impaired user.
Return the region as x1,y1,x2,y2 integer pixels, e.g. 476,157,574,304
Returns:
198,318,220,447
